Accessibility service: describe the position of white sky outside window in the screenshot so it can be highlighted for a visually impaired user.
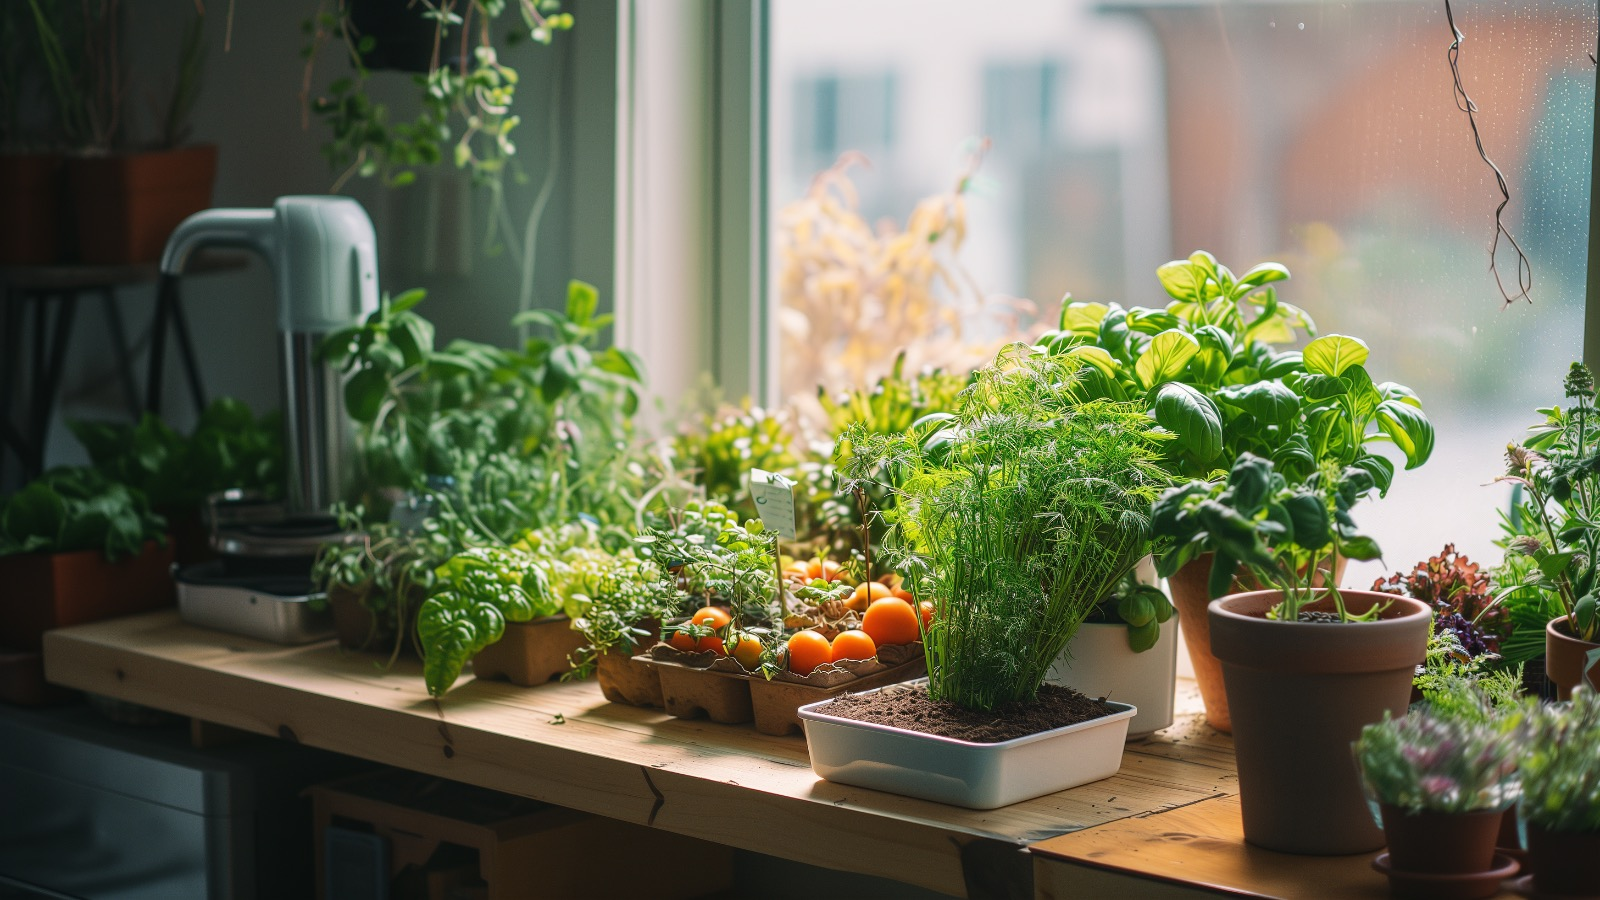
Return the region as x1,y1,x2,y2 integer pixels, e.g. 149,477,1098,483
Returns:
769,0,1596,583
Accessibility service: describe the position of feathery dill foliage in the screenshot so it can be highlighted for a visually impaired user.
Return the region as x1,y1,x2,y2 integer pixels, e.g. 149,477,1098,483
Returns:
839,346,1169,712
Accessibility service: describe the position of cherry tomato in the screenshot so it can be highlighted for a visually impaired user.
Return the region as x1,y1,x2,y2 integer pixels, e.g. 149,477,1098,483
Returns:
731,633,764,671
691,606,733,630
862,598,920,646
829,630,877,663
786,631,832,676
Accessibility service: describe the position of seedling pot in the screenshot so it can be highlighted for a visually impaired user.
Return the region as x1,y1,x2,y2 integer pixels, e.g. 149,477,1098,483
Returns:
646,655,755,724
1209,589,1429,855
595,650,665,707
747,652,927,736
0,540,175,652
472,616,586,687
1048,617,1177,740
1543,616,1600,701
798,679,1136,809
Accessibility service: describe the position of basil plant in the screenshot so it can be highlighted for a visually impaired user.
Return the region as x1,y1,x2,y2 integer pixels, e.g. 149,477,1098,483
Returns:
1035,251,1434,488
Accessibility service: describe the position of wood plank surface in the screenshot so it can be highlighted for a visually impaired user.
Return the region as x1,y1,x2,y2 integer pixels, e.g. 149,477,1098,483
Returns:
43,611,1233,898
1030,795,1519,899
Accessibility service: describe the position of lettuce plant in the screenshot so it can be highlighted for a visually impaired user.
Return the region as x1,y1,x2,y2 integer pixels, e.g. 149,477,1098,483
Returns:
1355,700,1521,814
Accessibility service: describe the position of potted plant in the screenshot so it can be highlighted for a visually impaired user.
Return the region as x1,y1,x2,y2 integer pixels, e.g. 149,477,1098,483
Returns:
1041,251,1433,732
1354,688,1522,897
1152,453,1431,853
1046,560,1179,741
28,0,216,264
0,467,173,653
0,3,64,265
1373,544,1510,679
1519,686,1600,896
796,347,1162,809
1497,363,1600,700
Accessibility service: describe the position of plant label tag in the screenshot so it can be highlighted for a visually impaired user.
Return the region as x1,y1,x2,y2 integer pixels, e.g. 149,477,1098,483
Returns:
749,468,797,540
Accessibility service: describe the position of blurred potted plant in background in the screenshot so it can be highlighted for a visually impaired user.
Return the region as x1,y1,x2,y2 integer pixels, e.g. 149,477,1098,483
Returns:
1519,686,1600,897
0,468,172,660
0,2,65,264
27,0,217,264
1355,681,1523,896
1153,453,1431,854
1496,362,1600,700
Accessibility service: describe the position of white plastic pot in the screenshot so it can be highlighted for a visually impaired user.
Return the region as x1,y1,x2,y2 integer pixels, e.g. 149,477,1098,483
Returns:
797,679,1135,809
1047,616,1178,740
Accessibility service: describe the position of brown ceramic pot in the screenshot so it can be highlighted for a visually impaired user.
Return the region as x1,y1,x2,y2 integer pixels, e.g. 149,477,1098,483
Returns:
1210,589,1430,855
0,540,175,651
68,145,217,264
1526,823,1600,896
1380,805,1503,874
0,153,66,265
1545,616,1600,701
472,616,586,686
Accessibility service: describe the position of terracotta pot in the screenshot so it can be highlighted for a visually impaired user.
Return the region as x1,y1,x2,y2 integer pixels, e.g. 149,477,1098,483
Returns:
1170,554,1348,734
595,650,665,707
653,661,754,724
0,153,66,265
1545,616,1600,701
328,584,420,657
68,145,217,264
1210,589,1430,855
0,540,175,651
1526,823,1600,896
471,616,586,687
1380,805,1503,875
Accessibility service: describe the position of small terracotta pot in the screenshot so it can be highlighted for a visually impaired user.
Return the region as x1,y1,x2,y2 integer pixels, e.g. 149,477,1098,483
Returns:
68,145,217,264
0,153,66,265
471,616,586,687
1170,554,1347,734
1526,823,1600,896
328,584,420,657
1380,805,1504,875
595,650,665,707
654,662,754,724
0,540,175,651
1210,589,1430,855
1545,616,1600,701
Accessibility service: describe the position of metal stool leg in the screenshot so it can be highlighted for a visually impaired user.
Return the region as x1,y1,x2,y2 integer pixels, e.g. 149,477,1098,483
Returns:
167,281,207,414
0,286,25,484
146,279,172,415
99,287,142,421
27,292,77,478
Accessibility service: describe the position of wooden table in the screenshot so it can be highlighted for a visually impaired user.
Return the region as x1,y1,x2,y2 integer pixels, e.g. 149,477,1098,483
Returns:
39,611,1500,898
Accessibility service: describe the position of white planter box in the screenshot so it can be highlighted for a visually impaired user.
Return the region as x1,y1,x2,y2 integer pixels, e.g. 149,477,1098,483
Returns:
798,680,1136,809
1047,616,1178,740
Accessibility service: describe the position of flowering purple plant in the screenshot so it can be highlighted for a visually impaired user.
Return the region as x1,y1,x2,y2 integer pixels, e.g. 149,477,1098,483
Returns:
1354,702,1521,815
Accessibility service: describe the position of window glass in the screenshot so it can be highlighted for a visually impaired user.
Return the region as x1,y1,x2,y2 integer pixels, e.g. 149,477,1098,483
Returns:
769,0,1596,578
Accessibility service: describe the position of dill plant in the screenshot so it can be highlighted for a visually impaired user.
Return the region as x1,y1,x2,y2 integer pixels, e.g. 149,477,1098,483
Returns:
839,346,1167,711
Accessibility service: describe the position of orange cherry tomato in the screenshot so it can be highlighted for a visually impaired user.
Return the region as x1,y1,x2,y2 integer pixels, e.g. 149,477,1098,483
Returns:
819,560,846,582
691,606,733,630
829,630,877,663
805,560,824,579
668,630,698,652
918,601,935,630
786,631,832,676
731,634,764,671
862,598,921,646
852,581,893,603
696,633,727,655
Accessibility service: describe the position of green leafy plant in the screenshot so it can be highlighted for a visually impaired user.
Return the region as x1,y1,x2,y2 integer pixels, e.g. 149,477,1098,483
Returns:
1413,628,1523,713
839,345,1167,711
300,0,573,193
1036,251,1432,486
672,403,802,522
0,467,165,560
1151,453,1385,621
636,503,782,628
70,398,285,510
418,542,558,697
1086,570,1175,653
1373,544,1508,664
1520,686,1600,833
1497,362,1600,644
1354,700,1521,815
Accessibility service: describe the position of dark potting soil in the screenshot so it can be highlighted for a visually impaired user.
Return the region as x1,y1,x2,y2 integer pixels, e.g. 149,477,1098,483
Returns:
1296,610,1347,623
817,683,1117,743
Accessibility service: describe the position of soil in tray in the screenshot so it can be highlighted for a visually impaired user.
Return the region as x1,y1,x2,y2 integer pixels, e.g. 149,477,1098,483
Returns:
820,683,1116,743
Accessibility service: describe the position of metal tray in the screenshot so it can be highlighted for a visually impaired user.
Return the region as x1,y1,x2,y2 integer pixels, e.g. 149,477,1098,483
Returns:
176,562,334,645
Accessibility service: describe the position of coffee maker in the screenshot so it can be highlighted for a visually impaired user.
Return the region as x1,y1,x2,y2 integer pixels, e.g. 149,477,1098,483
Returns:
163,196,378,643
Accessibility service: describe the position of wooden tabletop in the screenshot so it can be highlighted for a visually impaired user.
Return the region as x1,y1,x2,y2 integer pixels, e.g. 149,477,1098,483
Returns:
42,611,1236,898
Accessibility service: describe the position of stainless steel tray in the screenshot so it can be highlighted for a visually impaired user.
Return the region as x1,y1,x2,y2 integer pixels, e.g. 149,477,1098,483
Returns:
176,563,333,645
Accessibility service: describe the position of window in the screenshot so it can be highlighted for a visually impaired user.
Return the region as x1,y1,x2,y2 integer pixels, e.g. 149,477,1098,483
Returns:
767,0,1597,580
